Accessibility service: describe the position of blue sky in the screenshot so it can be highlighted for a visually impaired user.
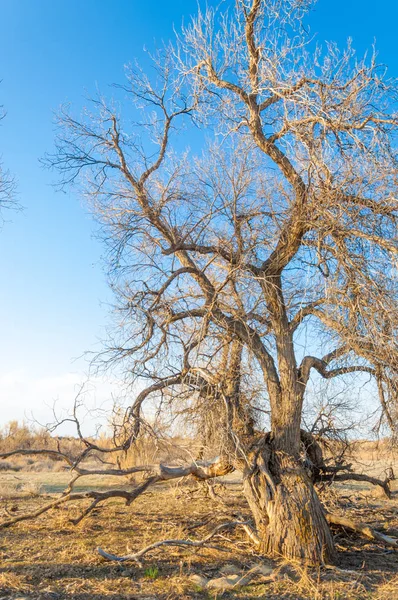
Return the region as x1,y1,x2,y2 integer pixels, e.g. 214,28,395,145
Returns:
0,0,397,428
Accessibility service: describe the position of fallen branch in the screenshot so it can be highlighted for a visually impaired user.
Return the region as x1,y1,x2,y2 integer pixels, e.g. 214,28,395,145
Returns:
97,520,251,566
326,513,398,548
0,477,159,529
0,449,233,479
0,448,73,465
185,514,215,531
0,457,234,529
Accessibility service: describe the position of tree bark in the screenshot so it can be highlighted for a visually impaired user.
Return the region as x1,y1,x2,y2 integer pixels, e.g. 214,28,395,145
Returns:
243,441,335,564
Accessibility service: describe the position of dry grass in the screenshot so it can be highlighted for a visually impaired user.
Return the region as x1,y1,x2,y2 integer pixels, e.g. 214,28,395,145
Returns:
0,470,398,599
1,430,398,598
0,572,33,592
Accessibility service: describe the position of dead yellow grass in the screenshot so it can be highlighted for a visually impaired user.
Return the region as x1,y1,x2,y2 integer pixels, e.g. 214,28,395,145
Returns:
0,571,33,592
374,575,398,600
1,475,398,599
1,432,398,598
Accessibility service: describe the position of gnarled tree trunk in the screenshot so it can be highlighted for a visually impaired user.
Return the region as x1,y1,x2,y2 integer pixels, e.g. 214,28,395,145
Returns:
242,441,335,563
197,336,336,564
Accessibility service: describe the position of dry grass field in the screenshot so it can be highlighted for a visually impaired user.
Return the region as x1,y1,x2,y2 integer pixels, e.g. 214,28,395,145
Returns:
1,442,398,600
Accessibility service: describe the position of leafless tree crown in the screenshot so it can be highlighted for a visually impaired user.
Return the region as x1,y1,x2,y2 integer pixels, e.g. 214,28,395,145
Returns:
45,0,398,449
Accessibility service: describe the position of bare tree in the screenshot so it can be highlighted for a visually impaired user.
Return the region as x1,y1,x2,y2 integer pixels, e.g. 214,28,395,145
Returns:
2,0,398,565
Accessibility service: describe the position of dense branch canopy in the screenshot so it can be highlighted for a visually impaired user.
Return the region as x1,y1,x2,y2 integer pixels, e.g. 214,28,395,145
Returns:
46,0,398,447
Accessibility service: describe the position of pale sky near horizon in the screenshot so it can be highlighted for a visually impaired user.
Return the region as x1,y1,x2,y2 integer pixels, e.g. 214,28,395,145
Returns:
0,0,397,432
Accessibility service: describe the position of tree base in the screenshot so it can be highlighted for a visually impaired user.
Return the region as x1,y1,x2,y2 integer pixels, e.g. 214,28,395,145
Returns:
243,446,335,564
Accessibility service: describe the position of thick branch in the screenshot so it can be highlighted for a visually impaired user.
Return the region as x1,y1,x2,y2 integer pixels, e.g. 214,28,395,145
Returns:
326,513,398,548
321,471,394,499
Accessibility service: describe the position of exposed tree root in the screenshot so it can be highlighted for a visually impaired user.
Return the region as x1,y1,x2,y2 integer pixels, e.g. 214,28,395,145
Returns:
326,513,398,547
237,518,262,546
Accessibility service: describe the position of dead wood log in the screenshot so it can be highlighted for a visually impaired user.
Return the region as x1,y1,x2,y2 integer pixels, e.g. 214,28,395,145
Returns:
0,477,159,529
